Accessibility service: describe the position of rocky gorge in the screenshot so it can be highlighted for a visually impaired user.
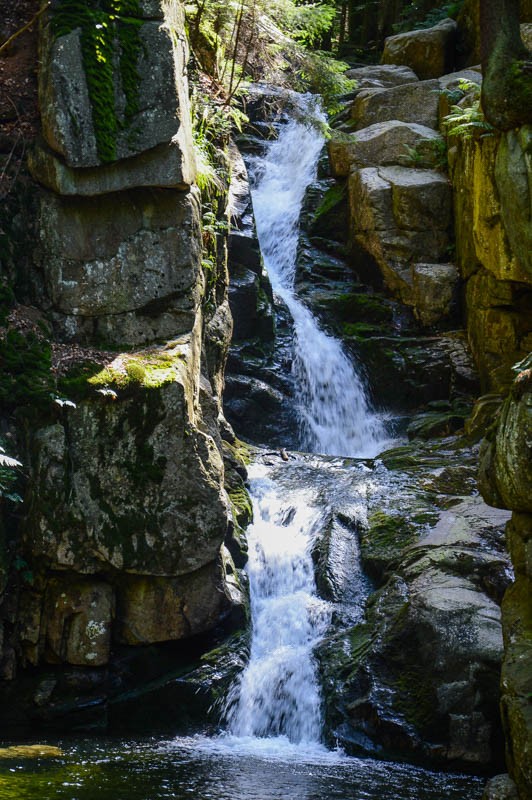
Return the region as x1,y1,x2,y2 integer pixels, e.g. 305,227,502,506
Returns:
0,1,531,799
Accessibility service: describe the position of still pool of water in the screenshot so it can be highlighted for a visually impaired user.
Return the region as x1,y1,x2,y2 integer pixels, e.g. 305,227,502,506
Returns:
0,735,484,800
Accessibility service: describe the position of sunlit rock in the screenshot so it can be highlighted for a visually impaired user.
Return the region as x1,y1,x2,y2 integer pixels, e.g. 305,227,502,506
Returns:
382,18,458,80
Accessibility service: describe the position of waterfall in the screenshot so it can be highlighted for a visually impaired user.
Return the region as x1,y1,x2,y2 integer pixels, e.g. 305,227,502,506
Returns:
245,95,386,460
226,94,388,746
225,464,330,742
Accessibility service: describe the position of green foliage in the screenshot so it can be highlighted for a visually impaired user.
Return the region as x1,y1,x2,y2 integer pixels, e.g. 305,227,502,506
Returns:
402,137,448,170
278,1,336,46
441,79,495,139
192,89,247,193
292,51,355,115
12,556,33,585
0,444,22,504
0,329,53,409
393,1,464,33
443,98,495,140
312,182,347,223
51,0,143,162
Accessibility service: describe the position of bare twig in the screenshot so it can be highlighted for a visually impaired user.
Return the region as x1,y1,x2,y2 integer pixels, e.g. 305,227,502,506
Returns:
0,1,50,56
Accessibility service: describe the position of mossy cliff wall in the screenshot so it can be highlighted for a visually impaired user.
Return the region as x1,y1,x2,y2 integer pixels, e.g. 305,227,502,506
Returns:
448,125,532,393
0,0,241,725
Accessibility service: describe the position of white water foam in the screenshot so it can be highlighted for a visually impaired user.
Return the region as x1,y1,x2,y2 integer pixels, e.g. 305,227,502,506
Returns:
246,94,387,459
225,94,390,751
225,463,330,743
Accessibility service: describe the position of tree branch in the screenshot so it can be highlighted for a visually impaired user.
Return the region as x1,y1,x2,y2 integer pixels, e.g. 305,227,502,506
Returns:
0,2,51,56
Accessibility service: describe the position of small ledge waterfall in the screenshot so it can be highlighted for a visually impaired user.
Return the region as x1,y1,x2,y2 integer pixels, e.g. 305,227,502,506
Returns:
225,96,389,745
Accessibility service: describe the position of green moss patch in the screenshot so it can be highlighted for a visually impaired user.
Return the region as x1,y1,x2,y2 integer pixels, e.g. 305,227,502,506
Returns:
51,0,144,162
312,182,346,224
361,511,419,582
392,665,439,733
88,344,187,391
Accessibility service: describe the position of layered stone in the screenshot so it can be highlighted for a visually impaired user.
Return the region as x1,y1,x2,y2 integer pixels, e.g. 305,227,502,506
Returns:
328,121,444,177
351,79,441,131
350,165,452,304
39,7,195,178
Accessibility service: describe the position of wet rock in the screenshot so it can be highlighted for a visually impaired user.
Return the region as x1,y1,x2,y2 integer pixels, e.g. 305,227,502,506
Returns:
482,774,519,800
318,477,511,769
223,374,298,449
382,19,458,80
500,574,532,800
406,401,470,440
328,122,444,177
350,80,441,132
344,64,420,89
229,266,274,342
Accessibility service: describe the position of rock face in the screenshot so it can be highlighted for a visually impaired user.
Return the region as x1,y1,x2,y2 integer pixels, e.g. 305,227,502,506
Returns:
351,79,441,132
0,0,242,722
382,18,458,80
328,121,444,177
479,367,532,800
448,124,532,392
350,165,453,311
38,4,195,177
317,440,512,770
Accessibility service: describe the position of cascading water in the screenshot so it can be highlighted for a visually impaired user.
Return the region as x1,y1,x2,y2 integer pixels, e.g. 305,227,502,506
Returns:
226,95,390,746
225,464,331,742
245,95,386,459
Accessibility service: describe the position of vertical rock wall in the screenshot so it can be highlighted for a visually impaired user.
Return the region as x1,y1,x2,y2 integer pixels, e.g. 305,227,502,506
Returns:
0,0,240,714
479,367,532,800
448,125,532,392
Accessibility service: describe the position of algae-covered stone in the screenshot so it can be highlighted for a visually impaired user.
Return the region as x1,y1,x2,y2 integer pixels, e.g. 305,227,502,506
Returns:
24,337,229,578
382,19,458,80
450,135,528,285
39,8,195,175
479,368,532,513
495,126,532,280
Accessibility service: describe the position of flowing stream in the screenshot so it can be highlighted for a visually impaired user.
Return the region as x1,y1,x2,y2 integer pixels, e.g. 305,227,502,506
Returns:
244,95,385,459
225,93,392,747
0,94,484,800
225,95,389,746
